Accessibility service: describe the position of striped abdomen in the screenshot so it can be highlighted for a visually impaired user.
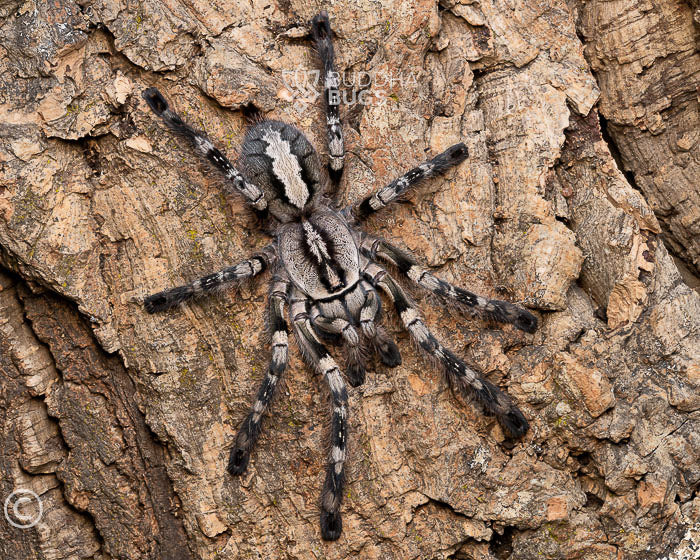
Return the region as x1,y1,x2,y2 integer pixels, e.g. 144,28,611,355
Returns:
237,120,323,221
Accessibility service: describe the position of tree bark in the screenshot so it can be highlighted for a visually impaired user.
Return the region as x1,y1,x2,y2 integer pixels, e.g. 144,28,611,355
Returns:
0,1,698,559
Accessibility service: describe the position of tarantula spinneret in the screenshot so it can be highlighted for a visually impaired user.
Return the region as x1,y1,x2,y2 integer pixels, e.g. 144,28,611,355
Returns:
140,10,537,541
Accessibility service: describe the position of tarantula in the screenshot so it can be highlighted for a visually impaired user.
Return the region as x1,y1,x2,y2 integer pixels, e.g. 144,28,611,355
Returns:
140,11,537,541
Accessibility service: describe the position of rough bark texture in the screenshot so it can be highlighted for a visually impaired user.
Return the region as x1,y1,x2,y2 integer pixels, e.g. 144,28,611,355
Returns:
0,1,698,559
577,0,700,275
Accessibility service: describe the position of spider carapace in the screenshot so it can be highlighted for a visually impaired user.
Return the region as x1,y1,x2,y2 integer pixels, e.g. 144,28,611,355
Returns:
141,10,537,541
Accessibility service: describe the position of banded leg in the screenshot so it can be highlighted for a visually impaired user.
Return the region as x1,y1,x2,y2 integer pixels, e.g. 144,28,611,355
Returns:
144,246,275,313
142,87,267,210
310,306,366,387
363,260,529,438
291,291,347,541
360,234,538,333
311,11,344,184
228,276,290,475
358,280,401,367
350,143,469,220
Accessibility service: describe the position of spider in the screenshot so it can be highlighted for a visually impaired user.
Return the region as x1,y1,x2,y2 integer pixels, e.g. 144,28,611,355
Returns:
140,10,537,541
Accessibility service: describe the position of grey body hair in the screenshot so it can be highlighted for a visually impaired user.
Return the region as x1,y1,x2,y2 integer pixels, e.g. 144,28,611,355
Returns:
140,9,537,544
278,211,360,300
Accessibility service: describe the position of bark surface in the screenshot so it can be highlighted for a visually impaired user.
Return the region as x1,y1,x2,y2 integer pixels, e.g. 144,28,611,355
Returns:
0,1,698,559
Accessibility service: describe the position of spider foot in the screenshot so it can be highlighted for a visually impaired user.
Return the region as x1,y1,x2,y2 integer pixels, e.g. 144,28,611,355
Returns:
143,293,168,314
378,339,402,367
489,301,538,334
514,309,538,334
320,510,342,541
227,447,250,475
143,286,193,313
444,142,469,163
474,379,530,438
499,407,530,439
311,10,331,40
142,87,169,115
346,362,366,387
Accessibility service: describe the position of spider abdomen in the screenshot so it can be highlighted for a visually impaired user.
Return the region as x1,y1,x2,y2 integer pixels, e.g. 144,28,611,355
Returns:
279,212,359,300
238,120,323,221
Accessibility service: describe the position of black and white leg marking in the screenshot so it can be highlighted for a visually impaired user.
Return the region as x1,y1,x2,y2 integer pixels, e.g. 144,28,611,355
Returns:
310,305,366,387
360,235,538,333
311,11,345,183
144,246,274,313
142,88,267,210
357,280,402,368
310,306,359,344
363,259,529,438
291,290,347,541
351,143,469,219
228,276,290,475
357,281,379,339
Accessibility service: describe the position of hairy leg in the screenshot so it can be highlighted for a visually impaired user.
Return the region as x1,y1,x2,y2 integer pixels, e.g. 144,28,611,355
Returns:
142,87,267,210
311,10,345,184
228,276,290,474
310,305,366,387
359,233,537,333
349,143,468,220
357,280,402,368
363,259,529,438
143,246,275,313
291,290,347,541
